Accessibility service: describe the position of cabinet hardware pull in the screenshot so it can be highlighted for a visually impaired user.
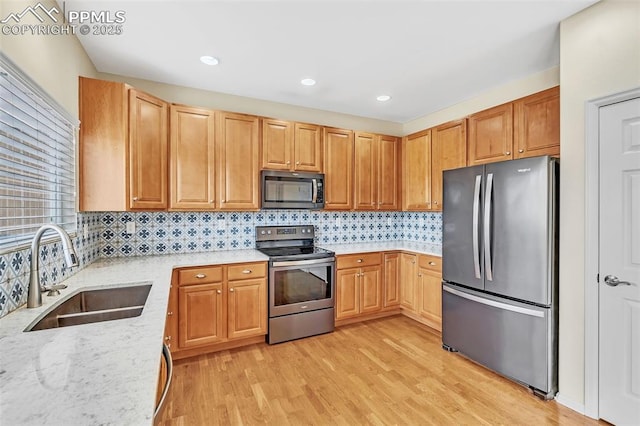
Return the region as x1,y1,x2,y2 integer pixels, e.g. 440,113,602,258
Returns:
230,288,235,292
132,197,138,201
217,289,221,294
296,161,300,165
356,259,363,263
433,201,438,205
518,149,524,153
165,336,171,341
167,311,173,316
378,202,382,205
429,261,436,266
195,273,206,279
221,199,226,203
412,260,416,264
242,269,252,274
209,200,214,203
505,151,511,155
286,161,291,165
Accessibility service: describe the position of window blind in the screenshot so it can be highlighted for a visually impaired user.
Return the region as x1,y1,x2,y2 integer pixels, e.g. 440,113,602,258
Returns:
0,58,77,251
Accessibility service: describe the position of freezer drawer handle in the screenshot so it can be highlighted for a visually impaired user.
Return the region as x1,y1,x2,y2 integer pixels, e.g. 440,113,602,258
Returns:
472,175,482,279
484,173,494,281
443,286,545,318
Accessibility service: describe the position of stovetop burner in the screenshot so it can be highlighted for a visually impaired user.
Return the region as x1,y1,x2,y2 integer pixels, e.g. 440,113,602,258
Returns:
255,225,334,261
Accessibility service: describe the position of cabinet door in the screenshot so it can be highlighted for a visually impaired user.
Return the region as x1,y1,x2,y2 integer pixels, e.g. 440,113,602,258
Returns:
227,278,267,340
468,102,513,165
170,105,215,210
261,118,293,170
431,119,467,211
402,130,431,211
217,112,260,210
294,123,322,172
354,132,377,210
418,269,442,331
324,127,354,210
383,252,400,307
514,86,560,159
178,283,224,348
360,265,382,314
399,253,417,311
336,268,360,319
377,135,399,210
129,89,168,209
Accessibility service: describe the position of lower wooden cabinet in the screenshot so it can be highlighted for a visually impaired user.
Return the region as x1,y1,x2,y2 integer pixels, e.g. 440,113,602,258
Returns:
336,253,383,320
399,252,443,331
165,262,267,359
383,252,401,307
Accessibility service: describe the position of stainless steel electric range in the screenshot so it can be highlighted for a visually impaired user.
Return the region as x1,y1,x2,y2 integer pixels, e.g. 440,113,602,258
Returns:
255,225,335,344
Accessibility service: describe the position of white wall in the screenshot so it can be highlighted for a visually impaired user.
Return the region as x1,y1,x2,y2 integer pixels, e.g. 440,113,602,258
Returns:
0,0,97,118
402,67,559,135
558,0,640,408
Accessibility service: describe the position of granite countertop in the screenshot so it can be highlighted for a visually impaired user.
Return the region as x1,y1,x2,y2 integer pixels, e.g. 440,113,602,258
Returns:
320,241,442,256
0,249,268,426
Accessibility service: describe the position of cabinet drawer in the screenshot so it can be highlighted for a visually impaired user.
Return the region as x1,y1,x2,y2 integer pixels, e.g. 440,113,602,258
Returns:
419,254,442,273
178,266,223,285
227,262,267,280
337,252,381,269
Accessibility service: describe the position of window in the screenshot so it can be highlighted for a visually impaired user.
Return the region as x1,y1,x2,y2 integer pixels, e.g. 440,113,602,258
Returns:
0,55,77,251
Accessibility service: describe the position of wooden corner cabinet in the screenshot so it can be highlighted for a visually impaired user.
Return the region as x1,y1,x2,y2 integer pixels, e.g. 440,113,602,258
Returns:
354,133,399,211
166,262,267,360
430,119,467,210
399,252,443,331
217,112,260,210
169,105,216,210
79,77,168,211
383,252,401,308
468,86,559,166
323,127,354,210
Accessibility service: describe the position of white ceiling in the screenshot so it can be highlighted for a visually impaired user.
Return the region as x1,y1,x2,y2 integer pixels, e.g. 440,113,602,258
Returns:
63,0,597,123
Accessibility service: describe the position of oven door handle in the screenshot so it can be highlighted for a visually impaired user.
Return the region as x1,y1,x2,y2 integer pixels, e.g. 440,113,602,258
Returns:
272,257,335,267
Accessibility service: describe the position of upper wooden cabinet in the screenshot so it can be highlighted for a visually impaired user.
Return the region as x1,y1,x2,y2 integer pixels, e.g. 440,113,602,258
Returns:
79,77,168,211
217,112,260,210
324,127,354,210
430,119,467,210
402,129,431,211
261,119,322,172
468,102,513,165
169,105,216,210
354,133,399,211
514,86,560,159
468,86,560,166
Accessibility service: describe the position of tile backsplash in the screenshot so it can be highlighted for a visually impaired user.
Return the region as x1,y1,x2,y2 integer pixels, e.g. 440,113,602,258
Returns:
0,210,441,318
0,213,102,318
99,211,442,258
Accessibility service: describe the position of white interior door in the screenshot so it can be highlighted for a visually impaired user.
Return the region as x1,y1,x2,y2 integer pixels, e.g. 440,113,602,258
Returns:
599,96,640,425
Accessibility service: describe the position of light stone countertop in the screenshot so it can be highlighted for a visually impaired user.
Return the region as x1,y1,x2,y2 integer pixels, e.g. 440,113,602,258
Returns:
320,241,442,257
0,249,268,426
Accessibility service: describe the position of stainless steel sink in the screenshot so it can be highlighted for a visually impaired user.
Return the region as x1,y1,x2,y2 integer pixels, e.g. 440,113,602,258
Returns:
25,284,152,331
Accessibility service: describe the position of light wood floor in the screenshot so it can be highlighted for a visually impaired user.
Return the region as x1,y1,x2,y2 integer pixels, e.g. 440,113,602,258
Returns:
157,315,601,425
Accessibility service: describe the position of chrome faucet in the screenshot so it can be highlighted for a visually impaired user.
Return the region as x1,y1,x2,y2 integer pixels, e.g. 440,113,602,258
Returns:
27,224,79,308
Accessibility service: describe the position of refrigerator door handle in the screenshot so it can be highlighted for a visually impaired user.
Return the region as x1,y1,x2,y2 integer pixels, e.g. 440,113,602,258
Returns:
443,285,544,318
472,175,482,279
484,173,494,281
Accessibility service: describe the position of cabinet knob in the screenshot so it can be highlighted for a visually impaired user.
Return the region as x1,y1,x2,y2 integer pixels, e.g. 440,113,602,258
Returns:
165,336,171,341
378,202,382,205
217,289,221,294
418,273,423,277
505,151,511,155
286,160,291,165
132,197,138,201
242,269,252,274
167,311,173,316
209,200,214,203
433,201,438,205
229,288,235,292
429,261,436,266
221,199,226,203
195,273,206,279
412,260,416,264
356,259,363,263
296,161,300,165
518,149,524,153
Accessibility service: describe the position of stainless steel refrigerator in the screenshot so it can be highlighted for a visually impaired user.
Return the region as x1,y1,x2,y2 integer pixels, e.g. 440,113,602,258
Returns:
442,155,558,399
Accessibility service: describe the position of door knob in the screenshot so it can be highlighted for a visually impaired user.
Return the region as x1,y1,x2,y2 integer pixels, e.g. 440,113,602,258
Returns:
604,275,632,287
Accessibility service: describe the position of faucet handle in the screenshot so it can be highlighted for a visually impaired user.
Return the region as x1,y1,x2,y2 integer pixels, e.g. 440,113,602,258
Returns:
44,284,68,297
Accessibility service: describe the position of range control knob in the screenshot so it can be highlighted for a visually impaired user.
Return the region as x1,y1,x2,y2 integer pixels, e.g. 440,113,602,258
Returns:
260,230,266,235
267,230,272,235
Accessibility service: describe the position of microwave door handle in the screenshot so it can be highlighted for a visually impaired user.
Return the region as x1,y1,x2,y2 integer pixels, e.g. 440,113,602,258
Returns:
312,179,318,203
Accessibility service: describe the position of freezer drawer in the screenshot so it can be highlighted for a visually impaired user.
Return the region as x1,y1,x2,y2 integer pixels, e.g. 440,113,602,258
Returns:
442,284,557,398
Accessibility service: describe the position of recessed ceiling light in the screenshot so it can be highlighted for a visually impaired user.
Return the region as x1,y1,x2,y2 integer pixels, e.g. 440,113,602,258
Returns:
200,56,219,66
301,78,316,86
377,95,391,102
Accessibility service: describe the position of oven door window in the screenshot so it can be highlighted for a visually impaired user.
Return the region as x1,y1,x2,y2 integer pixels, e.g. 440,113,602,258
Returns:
273,265,332,306
264,178,313,203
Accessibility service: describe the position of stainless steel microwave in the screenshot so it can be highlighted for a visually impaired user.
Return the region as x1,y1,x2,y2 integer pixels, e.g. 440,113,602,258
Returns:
261,170,324,209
